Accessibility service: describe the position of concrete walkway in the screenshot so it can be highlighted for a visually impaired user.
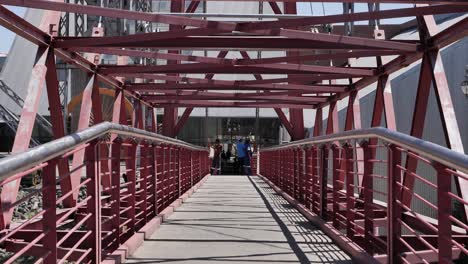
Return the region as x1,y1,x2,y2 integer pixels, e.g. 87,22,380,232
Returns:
127,175,352,264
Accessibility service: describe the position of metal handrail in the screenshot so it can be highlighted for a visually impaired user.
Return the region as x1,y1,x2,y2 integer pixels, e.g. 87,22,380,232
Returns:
260,127,468,175
0,122,207,181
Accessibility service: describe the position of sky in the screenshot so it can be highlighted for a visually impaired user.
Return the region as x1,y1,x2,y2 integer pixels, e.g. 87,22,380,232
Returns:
0,3,412,53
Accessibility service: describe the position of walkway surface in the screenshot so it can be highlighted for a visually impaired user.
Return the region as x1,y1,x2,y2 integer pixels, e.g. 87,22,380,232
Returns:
127,175,352,264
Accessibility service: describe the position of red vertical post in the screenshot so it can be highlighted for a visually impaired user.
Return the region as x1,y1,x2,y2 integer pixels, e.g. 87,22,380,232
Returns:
387,144,402,264
313,108,323,137
126,140,137,235
280,150,284,189
156,144,164,212
361,141,374,255
69,75,98,206
311,146,319,214
341,91,364,190
44,48,73,205
344,143,355,239
293,148,298,199
284,2,305,141
85,140,101,263
110,136,121,250
326,101,339,135
318,145,328,219
162,0,184,137
42,159,58,264
140,142,150,224
190,150,194,187
177,147,181,197
163,144,169,207
304,146,313,210
434,163,452,264
332,144,340,229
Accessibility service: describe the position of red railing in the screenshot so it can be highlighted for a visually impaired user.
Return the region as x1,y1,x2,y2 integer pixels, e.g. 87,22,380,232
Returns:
0,122,209,263
259,128,468,264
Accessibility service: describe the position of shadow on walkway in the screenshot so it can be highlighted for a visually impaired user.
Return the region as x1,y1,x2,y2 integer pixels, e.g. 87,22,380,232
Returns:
127,175,352,264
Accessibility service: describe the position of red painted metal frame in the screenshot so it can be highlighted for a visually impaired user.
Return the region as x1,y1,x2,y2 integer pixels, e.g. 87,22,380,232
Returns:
259,136,468,263
0,128,209,263
0,0,467,262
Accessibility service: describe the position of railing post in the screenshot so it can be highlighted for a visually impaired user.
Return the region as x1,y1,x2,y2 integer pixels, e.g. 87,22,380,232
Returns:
387,143,402,264
319,145,328,218
344,143,355,239
162,144,169,208
288,149,294,196
305,146,312,210
177,147,181,197
279,150,283,189
42,159,58,264
110,136,122,250
293,148,298,199
127,140,137,236
298,147,305,202
85,140,101,263
190,150,193,187
332,144,340,229
311,146,319,214
152,143,158,215
140,142,149,224
157,144,164,212
361,140,374,255
276,150,280,186
434,162,452,264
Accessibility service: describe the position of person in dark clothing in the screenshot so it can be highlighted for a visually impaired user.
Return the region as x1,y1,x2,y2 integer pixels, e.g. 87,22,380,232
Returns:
243,138,253,176
211,139,223,175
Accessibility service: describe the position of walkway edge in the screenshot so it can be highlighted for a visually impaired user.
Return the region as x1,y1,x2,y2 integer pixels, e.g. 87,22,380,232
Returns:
257,174,378,264
103,174,211,264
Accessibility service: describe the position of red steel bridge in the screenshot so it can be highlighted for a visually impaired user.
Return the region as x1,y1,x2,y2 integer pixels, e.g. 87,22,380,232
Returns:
0,0,467,263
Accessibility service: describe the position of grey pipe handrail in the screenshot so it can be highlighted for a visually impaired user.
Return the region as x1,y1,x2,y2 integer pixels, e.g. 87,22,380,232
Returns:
260,127,468,175
0,122,207,182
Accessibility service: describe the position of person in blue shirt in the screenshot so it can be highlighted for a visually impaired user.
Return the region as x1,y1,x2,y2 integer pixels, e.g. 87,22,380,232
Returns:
243,138,253,176
236,139,245,174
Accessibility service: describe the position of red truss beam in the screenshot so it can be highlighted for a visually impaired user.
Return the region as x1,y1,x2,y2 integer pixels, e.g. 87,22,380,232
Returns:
143,92,328,103
174,107,194,135
125,83,348,93
115,72,360,85
53,28,229,48
57,32,416,52
236,50,409,65
0,0,237,30
431,17,468,48
249,63,375,76
151,101,316,109
58,36,402,51
316,15,467,109
240,4,468,31
69,47,234,65
274,109,295,137
185,0,200,13
278,29,418,52
6,1,467,35
0,5,156,108
100,63,375,76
